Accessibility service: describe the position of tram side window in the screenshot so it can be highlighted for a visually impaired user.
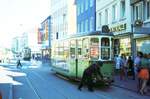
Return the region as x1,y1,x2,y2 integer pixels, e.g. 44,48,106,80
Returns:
70,48,75,59
101,38,110,60
83,38,89,58
70,40,76,59
64,41,69,59
77,40,82,58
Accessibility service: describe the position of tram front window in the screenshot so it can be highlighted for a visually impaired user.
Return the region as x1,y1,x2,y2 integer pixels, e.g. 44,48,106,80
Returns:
83,38,89,59
101,38,110,60
70,40,76,59
90,38,99,60
70,48,75,58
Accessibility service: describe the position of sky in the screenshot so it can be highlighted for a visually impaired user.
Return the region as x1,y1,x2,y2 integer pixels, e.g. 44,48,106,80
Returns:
0,0,50,48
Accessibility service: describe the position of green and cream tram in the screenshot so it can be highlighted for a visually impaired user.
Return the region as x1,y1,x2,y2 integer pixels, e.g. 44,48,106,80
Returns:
51,31,114,85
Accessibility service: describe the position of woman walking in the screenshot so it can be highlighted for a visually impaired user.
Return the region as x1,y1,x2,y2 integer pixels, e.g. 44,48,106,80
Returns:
138,54,149,95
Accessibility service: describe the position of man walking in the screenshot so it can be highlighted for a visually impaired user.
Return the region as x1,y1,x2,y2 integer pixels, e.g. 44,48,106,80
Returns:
17,59,22,68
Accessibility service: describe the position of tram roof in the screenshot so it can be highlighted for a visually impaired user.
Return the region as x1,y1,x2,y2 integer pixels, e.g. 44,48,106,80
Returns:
70,31,114,38
56,31,114,41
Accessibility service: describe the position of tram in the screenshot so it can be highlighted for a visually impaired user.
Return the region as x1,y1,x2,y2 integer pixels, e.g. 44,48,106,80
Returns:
51,31,114,85
22,47,31,61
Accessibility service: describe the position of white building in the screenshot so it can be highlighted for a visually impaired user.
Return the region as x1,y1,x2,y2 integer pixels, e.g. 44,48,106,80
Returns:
96,0,132,56
131,0,150,54
51,0,76,40
12,32,28,54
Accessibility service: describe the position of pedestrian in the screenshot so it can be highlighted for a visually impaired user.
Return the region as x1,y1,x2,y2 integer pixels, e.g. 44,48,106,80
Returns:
78,61,103,92
134,52,143,91
119,54,125,80
16,59,22,68
115,55,121,75
138,54,149,95
122,54,128,79
126,56,134,79
147,53,150,86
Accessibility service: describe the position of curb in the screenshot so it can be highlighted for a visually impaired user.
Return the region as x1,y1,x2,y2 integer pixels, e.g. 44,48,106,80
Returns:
112,83,137,92
112,83,150,96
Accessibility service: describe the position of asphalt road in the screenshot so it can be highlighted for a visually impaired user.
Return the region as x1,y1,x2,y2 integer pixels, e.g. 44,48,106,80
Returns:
9,60,149,99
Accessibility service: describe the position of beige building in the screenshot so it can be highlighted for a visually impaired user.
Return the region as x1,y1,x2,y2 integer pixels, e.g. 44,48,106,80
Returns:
51,0,76,40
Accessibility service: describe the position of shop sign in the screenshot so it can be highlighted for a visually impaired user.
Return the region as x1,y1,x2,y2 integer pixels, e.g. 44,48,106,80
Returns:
131,0,142,5
45,21,49,40
110,23,126,32
37,28,43,44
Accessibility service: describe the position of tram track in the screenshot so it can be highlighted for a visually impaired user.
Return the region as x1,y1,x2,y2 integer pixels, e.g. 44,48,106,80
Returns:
25,70,69,99
25,74,42,99
29,70,105,99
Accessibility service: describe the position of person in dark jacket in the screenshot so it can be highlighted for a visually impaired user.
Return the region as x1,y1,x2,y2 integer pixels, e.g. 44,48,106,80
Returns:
127,56,134,79
78,61,103,92
16,59,22,68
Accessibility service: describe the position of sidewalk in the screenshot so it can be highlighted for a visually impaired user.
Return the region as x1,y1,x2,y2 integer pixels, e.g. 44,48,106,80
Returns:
0,67,13,99
113,75,150,96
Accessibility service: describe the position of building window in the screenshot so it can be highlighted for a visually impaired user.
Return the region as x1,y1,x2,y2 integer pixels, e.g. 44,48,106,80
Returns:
105,9,108,24
98,12,102,28
85,0,88,10
146,0,150,19
90,0,94,7
120,0,125,18
81,2,84,13
81,21,84,32
90,17,94,31
85,19,88,32
112,4,117,21
134,2,143,20
77,23,80,32
77,4,80,15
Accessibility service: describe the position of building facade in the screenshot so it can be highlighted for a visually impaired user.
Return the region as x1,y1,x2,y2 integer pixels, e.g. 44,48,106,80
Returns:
40,16,51,60
75,0,96,33
51,0,76,40
96,0,132,56
11,33,28,54
131,0,150,55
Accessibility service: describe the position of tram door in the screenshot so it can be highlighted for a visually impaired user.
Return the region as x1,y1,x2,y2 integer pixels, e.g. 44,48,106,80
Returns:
69,39,78,77
77,38,84,78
